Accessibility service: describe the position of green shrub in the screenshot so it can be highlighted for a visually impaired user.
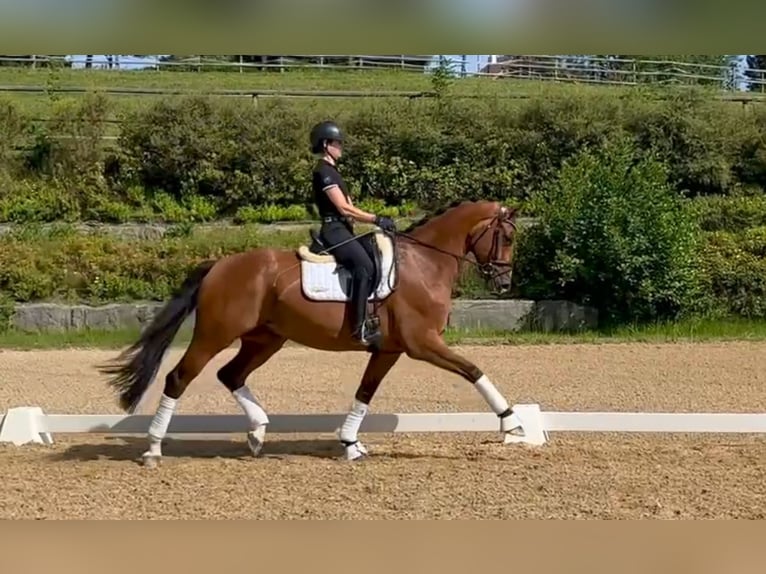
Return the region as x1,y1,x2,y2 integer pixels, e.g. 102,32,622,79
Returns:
507,92,627,199
731,106,766,192
112,96,530,214
0,225,496,304
0,97,28,175
514,138,707,324
689,193,766,232
0,225,270,303
1,84,766,231
230,200,417,224
107,91,766,219
0,178,84,223
623,89,739,196
700,228,766,318
2,209,766,323
233,204,311,224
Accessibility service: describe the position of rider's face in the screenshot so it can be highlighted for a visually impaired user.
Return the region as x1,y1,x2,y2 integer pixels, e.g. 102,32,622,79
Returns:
326,140,343,160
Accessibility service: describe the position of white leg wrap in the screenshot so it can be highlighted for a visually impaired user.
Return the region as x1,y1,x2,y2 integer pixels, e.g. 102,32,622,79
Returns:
233,385,269,429
339,399,368,444
474,374,510,415
148,394,177,442
501,411,523,433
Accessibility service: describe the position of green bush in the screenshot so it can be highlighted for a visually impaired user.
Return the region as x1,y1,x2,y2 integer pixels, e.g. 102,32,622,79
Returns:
229,198,417,224
110,96,530,214
513,138,707,325
2,205,764,324
623,89,742,196
700,227,766,318
0,225,271,303
0,97,29,176
2,83,766,325
507,92,628,199
0,224,497,304
689,193,766,232
3,85,762,224
102,88,766,216
731,106,766,192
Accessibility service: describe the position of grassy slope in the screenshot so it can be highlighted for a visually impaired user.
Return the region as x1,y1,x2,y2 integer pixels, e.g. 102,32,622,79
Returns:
0,66,729,121
0,66,636,95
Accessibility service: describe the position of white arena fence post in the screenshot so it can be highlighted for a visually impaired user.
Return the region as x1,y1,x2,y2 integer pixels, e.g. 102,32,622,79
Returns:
3,404,766,447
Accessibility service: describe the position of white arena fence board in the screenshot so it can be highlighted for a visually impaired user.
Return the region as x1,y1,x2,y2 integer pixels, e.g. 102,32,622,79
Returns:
543,412,766,433
42,412,511,434
2,405,766,447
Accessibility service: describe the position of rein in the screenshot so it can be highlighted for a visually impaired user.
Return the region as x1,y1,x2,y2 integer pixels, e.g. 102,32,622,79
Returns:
302,208,516,293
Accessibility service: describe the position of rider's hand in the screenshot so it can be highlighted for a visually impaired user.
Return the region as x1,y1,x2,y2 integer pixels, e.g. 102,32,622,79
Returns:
374,215,396,232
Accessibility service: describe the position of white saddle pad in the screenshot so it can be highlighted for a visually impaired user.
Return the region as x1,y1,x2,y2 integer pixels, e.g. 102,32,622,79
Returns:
297,231,397,302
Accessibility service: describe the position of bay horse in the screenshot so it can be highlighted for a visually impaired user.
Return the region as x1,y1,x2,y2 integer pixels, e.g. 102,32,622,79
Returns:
99,199,526,466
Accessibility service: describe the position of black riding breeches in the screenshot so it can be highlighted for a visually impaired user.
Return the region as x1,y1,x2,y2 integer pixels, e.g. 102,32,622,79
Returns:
320,221,376,279
319,221,377,330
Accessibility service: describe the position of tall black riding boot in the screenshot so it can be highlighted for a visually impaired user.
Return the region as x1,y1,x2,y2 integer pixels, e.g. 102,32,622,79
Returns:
350,267,381,348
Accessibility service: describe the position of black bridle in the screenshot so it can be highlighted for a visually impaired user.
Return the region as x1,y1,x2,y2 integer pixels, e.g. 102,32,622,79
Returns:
392,207,518,292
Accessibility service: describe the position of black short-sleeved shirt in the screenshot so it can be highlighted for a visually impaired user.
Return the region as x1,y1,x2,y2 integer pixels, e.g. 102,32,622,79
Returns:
312,159,349,219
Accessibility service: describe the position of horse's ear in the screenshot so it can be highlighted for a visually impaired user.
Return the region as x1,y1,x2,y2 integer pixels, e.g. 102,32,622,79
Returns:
501,204,520,218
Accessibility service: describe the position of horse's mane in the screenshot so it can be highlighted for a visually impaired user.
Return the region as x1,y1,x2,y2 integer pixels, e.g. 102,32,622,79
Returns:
400,199,473,233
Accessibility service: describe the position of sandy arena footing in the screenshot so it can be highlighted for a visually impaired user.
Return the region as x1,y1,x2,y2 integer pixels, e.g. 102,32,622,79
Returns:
1,341,765,519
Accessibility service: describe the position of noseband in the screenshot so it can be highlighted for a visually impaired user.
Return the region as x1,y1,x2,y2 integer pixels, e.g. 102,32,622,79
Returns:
467,208,517,286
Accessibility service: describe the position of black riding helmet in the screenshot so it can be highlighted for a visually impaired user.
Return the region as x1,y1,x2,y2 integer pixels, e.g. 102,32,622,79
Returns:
310,120,345,154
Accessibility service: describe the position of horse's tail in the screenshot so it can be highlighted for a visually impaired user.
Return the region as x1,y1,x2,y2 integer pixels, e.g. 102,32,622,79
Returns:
99,259,216,413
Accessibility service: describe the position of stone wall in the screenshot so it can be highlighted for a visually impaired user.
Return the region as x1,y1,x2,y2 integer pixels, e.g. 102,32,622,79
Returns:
9,299,598,333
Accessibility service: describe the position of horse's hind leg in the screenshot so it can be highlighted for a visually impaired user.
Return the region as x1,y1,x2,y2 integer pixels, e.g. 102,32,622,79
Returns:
143,332,233,468
339,351,401,461
216,328,287,457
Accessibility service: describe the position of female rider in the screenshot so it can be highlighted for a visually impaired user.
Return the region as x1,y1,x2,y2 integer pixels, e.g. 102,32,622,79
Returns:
309,120,397,347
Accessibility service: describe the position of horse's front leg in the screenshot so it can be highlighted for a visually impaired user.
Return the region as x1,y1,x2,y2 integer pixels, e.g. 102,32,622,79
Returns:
404,330,524,439
338,351,402,461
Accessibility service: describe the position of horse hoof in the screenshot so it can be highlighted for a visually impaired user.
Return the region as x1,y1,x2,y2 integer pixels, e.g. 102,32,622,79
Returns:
141,454,161,468
503,432,527,445
247,427,266,457
343,451,368,462
343,442,369,462
247,438,264,457
247,436,264,457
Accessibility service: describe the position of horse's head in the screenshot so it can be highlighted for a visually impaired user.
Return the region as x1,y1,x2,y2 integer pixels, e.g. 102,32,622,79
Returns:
466,204,519,294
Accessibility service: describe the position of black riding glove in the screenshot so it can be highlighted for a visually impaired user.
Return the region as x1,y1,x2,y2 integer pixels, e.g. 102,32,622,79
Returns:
374,215,396,232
